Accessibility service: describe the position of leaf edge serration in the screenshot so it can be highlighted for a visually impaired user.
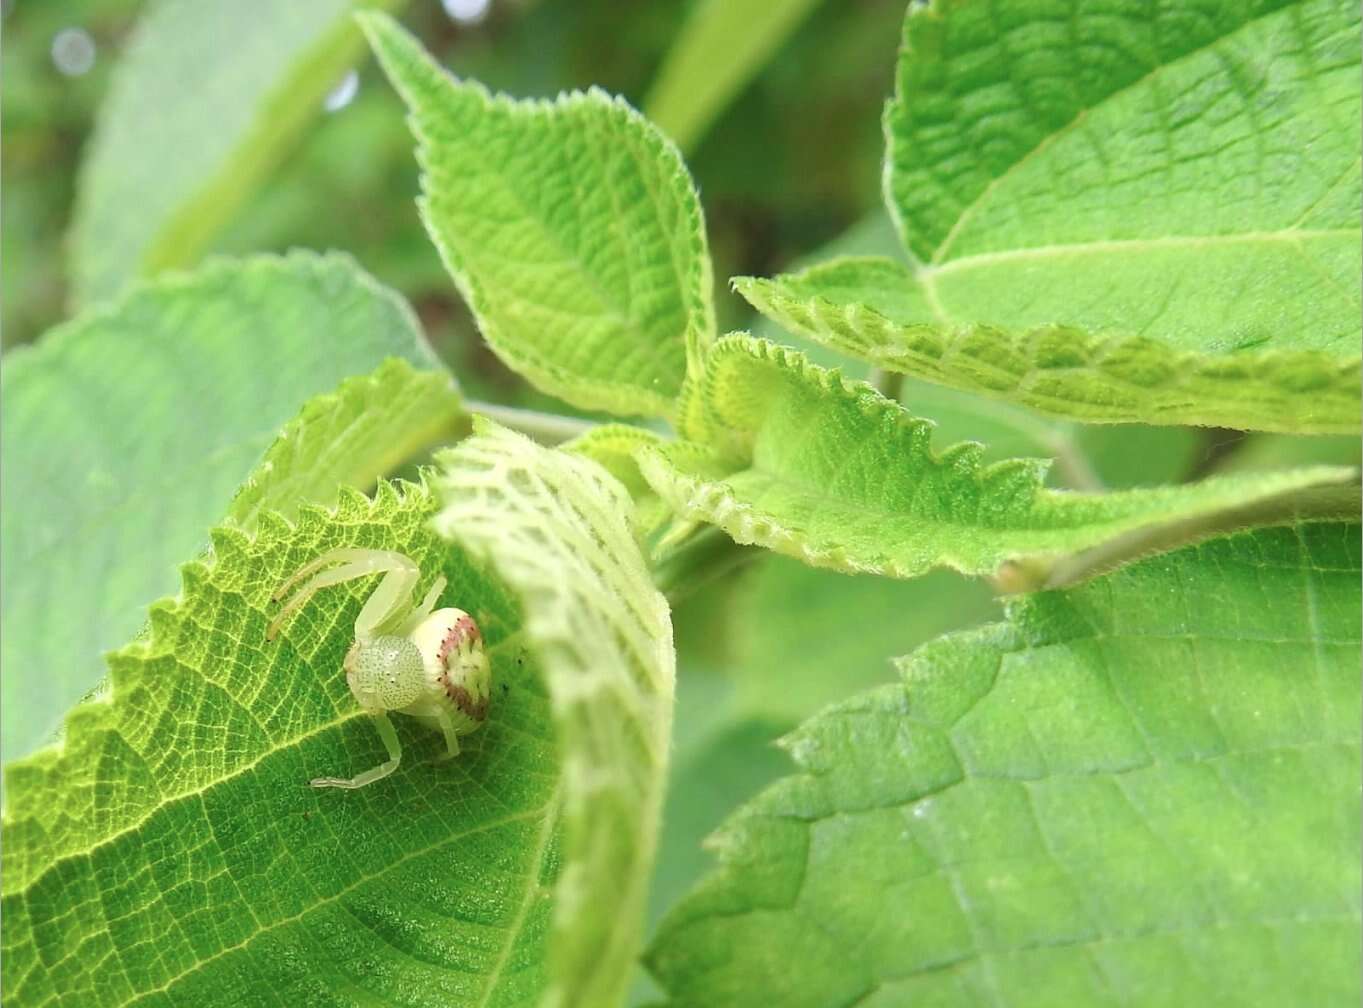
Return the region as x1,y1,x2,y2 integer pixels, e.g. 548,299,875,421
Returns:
641,333,1359,580
733,262,1362,435
359,11,716,421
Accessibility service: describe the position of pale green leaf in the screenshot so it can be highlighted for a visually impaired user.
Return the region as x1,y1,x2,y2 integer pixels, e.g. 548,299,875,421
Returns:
741,0,1362,433
226,358,464,531
2,481,561,1005
744,213,1207,491
644,0,823,153
70,0,403,306
648,521,1363,1006
4,424,674,1006
363,13,715,419
563,424,671,535
738,257,1360,434
639,335,1357,579
432,421,675,1008
0,252,442,763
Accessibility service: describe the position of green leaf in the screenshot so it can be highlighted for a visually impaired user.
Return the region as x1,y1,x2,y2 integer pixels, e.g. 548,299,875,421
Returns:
648,521,1363,1006
3,425,674,1006
362,12,715,419
70,0,404,306
226,358,464,531
432,421,674,1008
740,0,1362,433
0,252,444,762
737,257,1360,434
639,335,1357,579
2,482,560,1005
743,212,1208,492
644,0,824,153
563,424,671,535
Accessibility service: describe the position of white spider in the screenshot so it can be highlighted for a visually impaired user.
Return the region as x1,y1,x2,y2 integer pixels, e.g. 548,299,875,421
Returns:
267,548,490,789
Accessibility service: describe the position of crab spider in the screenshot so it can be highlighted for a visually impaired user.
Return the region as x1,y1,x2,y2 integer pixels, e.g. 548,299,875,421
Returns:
266,547,491,790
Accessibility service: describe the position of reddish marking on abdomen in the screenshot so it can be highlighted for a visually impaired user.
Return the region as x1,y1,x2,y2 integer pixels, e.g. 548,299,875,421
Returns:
445,682,489,722
437,615,481,665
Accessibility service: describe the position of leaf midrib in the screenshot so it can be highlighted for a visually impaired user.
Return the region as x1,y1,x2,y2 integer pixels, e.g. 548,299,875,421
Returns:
922,0,1306,264
121,802,554,1007
922,227,1360,280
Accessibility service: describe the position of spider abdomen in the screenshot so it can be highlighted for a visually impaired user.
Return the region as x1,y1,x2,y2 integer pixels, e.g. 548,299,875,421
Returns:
410,607,492,733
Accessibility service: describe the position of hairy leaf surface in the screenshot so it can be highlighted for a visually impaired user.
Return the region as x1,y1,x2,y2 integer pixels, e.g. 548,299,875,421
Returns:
740,0,1362,432
0,253,442,762
648,522,1363,1006
1,482,556,1006
640,336,1356,579
432,422,675,1008
70,0,402,305
4,429,672,1007
364,13,714,419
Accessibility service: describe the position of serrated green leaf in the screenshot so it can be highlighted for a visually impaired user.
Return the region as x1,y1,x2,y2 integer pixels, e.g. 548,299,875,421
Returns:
226,357,464,531
70,0,403,306
644,0,823,153
362,12,715,420
4,425,674,1007
640,335,1357,579
738,257,1360,434
648,521,1363,1006
742,212,1209,491
2,481,563,1006
0,252,443,763
432,421,674,1008
741,0,1362,433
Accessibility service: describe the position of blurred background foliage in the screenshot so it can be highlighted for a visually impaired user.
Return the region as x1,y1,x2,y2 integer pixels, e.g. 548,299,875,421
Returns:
3,2,1357,994
3,0,901,382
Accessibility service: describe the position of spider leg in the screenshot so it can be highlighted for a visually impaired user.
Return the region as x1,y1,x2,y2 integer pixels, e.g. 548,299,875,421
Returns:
397,575,448,636
267,548,419,641
432,706,461,762
310,712,403,789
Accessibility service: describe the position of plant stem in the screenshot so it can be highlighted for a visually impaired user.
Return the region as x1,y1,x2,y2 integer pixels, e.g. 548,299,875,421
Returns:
464,400,597,445
993,480,1362,594
653,525,759,603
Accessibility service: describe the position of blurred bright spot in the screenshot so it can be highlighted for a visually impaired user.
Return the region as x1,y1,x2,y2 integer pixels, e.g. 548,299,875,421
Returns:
322,69,359,113
51,27,96,77
443,0,491,26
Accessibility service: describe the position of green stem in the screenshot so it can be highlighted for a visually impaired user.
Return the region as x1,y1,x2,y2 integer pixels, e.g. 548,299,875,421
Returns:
465,400,597,445
653,525,759,603
994,481,1363,594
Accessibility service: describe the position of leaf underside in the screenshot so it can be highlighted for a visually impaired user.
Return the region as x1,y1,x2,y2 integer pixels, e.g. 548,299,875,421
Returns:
742,0,1362,432
432,422,675,1008
563,424,672,535
737,258,1361,434
641,335,1356,579
0,252,442,763
648,521,1363,1007
363,13,714,420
